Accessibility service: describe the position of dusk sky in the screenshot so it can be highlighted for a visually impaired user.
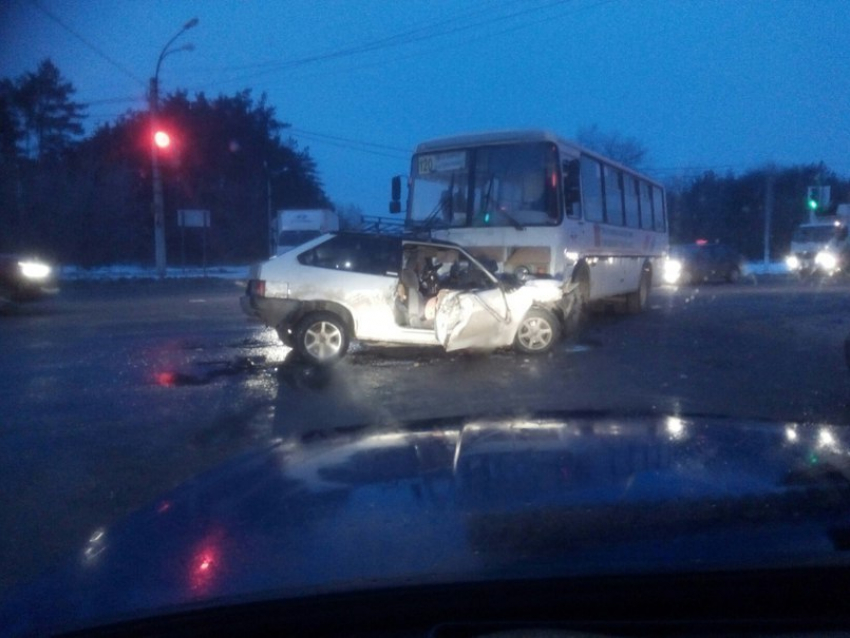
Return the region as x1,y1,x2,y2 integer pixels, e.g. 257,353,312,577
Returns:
2,0,849,214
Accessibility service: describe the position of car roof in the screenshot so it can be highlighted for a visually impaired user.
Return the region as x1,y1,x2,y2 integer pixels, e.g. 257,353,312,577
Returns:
331,230,464,251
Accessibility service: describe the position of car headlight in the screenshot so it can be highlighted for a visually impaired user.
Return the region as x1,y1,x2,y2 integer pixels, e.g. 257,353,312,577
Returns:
815,250,838,272
18,260,52,280
663,258,682,284
785,254,800,271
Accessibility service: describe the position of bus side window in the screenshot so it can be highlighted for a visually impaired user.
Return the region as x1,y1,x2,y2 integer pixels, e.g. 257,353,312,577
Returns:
624,174,640,228
603,165,624,226
651,185,666,232
562,159,581,218
639,181,653,230
580,157,604,223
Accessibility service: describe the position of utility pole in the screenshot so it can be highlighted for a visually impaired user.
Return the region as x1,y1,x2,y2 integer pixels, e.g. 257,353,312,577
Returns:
149,18,198,277
149,77,166,277
265,164,289,258
265,161,275,259
763,166,775,266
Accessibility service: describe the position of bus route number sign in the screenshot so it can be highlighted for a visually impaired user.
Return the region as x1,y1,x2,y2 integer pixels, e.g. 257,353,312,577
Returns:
418,151,466,175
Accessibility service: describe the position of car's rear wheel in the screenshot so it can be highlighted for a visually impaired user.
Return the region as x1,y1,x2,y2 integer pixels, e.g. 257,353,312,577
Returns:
514,307,561,355
294,312,349,365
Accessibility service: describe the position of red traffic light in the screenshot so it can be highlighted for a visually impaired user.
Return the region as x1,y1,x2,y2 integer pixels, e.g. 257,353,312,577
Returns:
153,130,171,149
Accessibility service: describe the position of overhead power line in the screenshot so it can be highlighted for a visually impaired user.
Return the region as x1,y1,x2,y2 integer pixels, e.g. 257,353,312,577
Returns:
188,0,574,91
264,0,617,85
290,128,410,153
209,0,502,74
649,164,744,174
28,0,147,86
289,128,410,161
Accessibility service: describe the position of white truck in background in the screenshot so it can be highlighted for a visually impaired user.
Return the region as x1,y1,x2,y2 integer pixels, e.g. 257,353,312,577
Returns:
786,204,850,276
275,209,340,255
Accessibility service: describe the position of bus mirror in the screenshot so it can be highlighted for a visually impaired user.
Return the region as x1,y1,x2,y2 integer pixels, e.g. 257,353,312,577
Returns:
390,175,402,214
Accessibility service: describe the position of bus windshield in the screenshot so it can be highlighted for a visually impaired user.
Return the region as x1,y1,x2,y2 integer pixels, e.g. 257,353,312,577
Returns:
409,142,560,229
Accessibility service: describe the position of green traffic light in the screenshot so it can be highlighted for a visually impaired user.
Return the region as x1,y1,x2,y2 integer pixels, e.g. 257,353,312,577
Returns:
808,199,818,210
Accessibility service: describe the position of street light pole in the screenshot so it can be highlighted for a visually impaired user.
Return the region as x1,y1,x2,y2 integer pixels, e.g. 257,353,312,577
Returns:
150,18,198,278
265,163,289,259
265,161,274,259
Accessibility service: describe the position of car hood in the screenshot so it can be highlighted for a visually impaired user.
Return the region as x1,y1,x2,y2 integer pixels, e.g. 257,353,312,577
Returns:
4,412,850,635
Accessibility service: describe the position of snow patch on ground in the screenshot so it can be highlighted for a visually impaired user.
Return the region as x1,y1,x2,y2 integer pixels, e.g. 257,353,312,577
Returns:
62,264,250,281
62,261,789,281
743,261,790,276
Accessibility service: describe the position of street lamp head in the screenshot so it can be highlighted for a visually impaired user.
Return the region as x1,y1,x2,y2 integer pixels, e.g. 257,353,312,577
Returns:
184,17,199,30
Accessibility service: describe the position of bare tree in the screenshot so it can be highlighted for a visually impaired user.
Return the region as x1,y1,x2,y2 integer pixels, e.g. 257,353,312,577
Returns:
575,124,648,169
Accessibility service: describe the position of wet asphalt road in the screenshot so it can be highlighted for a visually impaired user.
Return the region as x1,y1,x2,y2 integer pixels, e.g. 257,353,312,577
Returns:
1,275,849,594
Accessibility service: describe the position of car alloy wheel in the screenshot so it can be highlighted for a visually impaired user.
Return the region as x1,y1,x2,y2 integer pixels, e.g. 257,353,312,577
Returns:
295,312,349,365
515,307,560,354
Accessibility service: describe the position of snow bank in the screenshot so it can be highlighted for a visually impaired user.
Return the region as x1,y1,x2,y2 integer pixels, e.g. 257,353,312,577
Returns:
61,264,250,281
743,261,790,276
60,261,789,281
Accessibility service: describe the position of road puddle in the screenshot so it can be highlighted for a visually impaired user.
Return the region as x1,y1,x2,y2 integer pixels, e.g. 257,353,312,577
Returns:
153,356,270,387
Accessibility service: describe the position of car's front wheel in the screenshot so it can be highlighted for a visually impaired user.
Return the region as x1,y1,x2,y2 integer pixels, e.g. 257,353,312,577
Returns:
293,312,349,365
514,307,561,355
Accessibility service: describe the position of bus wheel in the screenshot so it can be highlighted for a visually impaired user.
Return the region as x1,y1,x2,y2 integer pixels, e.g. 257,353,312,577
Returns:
627,265,652,314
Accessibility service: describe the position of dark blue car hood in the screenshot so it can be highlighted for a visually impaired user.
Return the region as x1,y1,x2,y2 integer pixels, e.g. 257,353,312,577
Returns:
3,412,850,636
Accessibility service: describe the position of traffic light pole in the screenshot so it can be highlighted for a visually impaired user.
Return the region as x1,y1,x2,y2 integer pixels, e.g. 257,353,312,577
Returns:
150,77,167,278
148,18,198,279
763,167,775,266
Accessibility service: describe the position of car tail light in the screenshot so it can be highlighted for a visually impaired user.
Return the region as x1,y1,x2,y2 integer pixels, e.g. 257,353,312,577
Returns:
249,279,266,297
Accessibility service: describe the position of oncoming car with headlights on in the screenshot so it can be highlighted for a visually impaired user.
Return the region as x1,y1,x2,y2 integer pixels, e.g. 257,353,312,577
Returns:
241,232,577,364
663,241,744,286
0,254,58,308
811,223,850,277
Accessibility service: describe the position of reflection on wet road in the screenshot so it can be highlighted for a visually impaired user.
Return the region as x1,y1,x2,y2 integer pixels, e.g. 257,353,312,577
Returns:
1,277,849,595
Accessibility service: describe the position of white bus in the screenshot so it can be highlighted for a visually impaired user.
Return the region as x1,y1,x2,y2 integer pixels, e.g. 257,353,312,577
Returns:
391,130,668,314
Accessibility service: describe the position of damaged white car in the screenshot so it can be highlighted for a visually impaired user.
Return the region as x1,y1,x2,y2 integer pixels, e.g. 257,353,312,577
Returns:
241,232,576,364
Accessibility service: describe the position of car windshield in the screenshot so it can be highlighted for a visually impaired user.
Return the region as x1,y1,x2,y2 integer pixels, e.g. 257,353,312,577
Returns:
793,225,837,243
670,244,704,258
3,1,850,635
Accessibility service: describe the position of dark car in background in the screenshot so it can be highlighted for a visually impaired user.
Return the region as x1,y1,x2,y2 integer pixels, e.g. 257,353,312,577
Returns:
0,254,59,307
663,241,744,285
